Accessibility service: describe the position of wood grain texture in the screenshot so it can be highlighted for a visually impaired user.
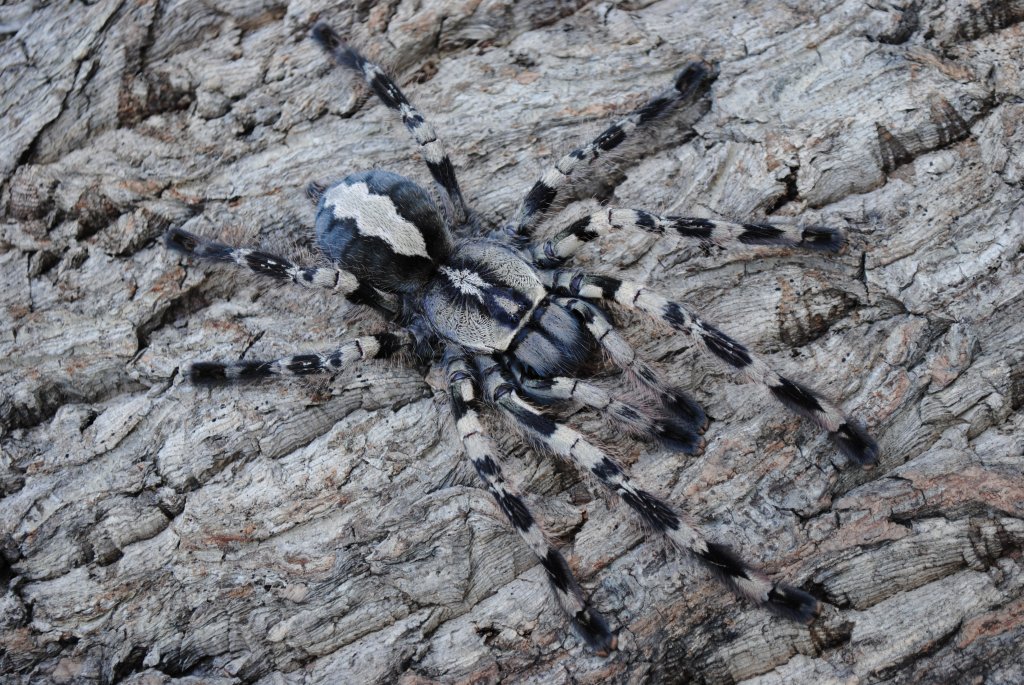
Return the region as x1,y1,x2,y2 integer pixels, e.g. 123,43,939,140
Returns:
2,1,1022,683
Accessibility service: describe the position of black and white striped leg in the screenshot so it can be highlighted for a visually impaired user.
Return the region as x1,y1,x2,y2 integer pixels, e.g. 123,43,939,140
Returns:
510,61,716,238
556,297,707,439
164,227,391,312
477,357,819,623
188,332,410,385
445,353,616,654
310,22,469,225
549,272,879,467
531,207,845,268
516,372,703,454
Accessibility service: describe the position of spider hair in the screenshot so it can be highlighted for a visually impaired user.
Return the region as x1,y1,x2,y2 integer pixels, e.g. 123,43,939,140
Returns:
165,22,878,654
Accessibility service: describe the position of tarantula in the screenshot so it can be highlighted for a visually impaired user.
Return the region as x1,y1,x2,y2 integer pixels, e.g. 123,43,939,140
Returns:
165,22,879,654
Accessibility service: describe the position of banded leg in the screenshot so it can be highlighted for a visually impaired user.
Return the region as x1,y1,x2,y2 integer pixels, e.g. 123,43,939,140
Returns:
510,61,716,238
516,373,703,454
189,332,409,384
477,357,819,623
311,22,469,225
165,227,392,313
549,271,879,467
446,353,616,654
556,297,707,437
532,207,845,268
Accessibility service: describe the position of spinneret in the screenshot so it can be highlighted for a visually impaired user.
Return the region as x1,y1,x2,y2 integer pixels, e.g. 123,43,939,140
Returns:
167,22,878,654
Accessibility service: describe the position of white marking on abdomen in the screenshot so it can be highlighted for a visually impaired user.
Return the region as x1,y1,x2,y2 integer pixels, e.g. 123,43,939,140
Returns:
324,182,430,258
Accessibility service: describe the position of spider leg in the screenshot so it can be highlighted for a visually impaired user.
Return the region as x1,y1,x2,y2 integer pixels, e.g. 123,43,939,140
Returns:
554,297,708,437
514,371,704,454
310,22,469,226
532,207,845,268
477,357,819,623
445,352,616,654
510,61,716,238
188,332,409,384
164,227,394,314
548,271,879,467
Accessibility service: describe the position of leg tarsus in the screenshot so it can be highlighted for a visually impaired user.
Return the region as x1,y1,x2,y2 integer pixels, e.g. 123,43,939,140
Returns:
574,607,618,655
674,60,717,98
830,420,879,468
696,541,820,623
766,584,820,624
661,387,708,436
165,227,232,261
163,227,386,311
767,375,879,467
189,360,272,385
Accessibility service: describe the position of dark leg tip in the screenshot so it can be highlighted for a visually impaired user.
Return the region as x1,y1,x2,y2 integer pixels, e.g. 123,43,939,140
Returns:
189,360,275,385
164,227,200,254
165,227,234,262
573,607,617,656
766,584,820,624
799,226,846,253
673,60,718,98
662,389,708,435
697,541,750,581
310,21,340,50
831,421,879,468
654,421,704,455
188,362,228,385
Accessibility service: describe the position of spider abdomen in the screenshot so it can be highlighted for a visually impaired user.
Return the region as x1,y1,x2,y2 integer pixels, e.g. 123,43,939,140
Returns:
315,170,452,293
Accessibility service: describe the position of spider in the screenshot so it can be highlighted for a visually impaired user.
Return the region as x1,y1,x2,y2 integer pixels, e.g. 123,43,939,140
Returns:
164,21,879,655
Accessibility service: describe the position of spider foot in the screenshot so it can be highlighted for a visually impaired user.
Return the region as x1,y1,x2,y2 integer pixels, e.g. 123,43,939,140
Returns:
673,60,717,99
695,541,820,624
652,418,703,454
164,227,231,260
306,181,327,203
766,584,820,624
661,388,708,434
796,225,846,252
650,389,706,453
188,361,266,384
573,606,617,656
309,21,342,54
767,376,879,468
830,420,879,468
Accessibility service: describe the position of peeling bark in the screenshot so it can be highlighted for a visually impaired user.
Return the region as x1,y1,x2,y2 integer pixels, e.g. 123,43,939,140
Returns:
2,1,1023,684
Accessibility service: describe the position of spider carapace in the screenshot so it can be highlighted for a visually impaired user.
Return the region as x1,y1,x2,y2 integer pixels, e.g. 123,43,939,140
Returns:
165,21,879,654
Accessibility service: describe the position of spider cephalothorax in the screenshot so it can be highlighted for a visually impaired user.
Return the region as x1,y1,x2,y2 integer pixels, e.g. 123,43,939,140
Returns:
165,21,879,654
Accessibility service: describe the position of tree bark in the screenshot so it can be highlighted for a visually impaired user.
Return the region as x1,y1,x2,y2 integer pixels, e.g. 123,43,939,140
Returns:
2,1,1023,683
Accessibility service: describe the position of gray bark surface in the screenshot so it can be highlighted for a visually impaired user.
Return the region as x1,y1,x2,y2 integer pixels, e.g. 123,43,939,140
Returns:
2,1,1023,683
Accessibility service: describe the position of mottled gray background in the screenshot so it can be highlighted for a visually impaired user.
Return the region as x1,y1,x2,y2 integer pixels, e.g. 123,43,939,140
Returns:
2,1,1023,683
